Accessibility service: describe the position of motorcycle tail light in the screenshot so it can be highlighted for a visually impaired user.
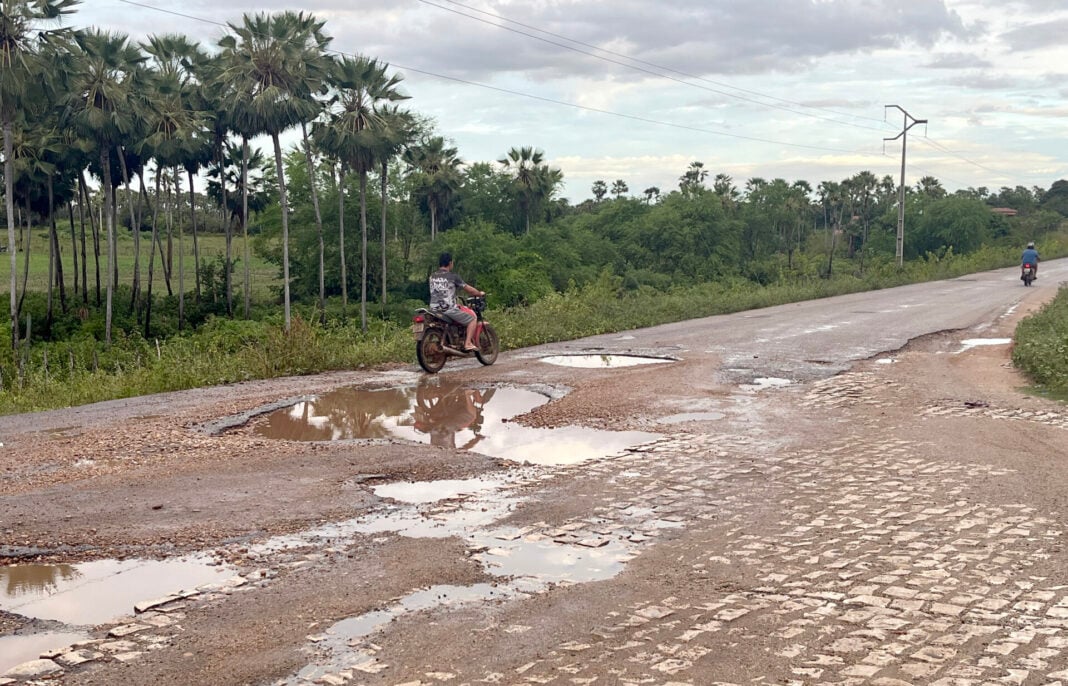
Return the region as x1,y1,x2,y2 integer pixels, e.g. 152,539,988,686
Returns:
1024,263,1032,268
413,315,425,323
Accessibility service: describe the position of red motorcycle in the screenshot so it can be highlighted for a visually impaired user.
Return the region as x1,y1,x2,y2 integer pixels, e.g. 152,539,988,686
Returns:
1022,263,1036,287
412,295,500,373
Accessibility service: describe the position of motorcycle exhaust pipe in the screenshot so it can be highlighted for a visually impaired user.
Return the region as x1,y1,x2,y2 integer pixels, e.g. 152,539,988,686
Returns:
441,345,477,357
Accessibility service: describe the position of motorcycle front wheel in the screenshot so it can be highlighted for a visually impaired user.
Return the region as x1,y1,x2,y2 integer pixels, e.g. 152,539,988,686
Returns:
417,329,448,373
475,323,500,366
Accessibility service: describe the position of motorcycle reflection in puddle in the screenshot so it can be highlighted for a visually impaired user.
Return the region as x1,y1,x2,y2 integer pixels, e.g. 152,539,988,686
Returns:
413,382,495,450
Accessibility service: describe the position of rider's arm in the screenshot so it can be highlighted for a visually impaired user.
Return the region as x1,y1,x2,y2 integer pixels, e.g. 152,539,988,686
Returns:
463,283,484,297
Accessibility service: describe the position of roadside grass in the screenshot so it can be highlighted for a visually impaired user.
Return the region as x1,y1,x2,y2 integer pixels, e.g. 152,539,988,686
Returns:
1,240,1066,415
1013,284,1068,393
0,230,279,301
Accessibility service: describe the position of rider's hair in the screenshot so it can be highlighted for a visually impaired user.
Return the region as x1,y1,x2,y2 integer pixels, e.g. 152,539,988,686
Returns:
439,252,453,268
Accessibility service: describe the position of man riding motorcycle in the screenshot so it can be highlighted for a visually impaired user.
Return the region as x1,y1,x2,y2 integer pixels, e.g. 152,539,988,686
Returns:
1022,241,1040,280
428,252,484,353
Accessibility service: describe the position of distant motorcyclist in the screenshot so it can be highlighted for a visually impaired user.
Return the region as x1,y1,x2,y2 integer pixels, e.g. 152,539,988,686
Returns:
428,252,484,353
1022,241,1040,279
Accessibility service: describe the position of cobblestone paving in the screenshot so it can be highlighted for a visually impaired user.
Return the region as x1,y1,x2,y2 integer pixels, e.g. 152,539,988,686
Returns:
329,424,1068,685
802,368,1068,431
10,369,1068,684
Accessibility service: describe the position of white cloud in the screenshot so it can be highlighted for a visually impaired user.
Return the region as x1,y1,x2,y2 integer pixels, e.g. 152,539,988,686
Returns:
57,0,1068,201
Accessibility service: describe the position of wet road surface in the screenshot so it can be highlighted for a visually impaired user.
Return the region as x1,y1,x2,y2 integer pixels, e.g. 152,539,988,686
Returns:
2,260,1068,684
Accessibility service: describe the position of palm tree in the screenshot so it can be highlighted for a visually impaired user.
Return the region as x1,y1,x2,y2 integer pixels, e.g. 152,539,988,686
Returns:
63,29,146,345
611,179,628,198
374,105,414,307
217,11,332,332
535,164,564,224
193,51,237,316
1,0,79,348
498,146,545,234
205,141,273,319
817,180,846,278
679,161,708,197
316,56,407,326
404,136,462,241
140,34,208,335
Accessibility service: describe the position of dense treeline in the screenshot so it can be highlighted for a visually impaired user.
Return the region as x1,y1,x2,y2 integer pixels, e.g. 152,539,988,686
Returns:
3,1,1067,370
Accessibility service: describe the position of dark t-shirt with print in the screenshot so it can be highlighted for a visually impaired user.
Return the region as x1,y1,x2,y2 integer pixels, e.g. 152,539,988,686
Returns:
429,269,466,311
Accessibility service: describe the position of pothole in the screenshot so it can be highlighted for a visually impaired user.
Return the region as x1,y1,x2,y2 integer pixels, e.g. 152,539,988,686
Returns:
0,556,233,626
739,377,794,391
957,338,1012,353
0,631,88,673
252,381,659,466
372,478,505,504
657,411,726,424
539,354,674,368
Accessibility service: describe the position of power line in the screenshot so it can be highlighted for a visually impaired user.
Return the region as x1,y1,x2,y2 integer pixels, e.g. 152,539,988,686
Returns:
113,0,884,157
414,0,890,134
423,0,893,129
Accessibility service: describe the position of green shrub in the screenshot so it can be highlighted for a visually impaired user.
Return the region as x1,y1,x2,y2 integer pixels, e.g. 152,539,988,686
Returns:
1013,285,1068,392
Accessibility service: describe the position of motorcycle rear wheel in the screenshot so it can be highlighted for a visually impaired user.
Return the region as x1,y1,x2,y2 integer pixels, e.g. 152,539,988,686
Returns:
475,323,499,366
417,329,448,373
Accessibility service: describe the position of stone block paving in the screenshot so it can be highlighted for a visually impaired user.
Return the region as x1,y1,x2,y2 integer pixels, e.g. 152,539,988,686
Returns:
341,429,1068,685
921,402,1068,431
801,369,1068,432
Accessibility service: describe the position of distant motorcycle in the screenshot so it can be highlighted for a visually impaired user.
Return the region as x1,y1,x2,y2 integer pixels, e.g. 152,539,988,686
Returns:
1021,263,1036,287
412,295,500,373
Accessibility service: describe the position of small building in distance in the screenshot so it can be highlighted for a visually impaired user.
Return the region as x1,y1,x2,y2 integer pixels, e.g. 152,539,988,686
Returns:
990,207,1018,217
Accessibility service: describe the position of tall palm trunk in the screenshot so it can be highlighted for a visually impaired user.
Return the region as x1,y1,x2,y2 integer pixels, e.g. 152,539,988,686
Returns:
118,151,141,314
359,171,368,332
3,118,18,349
48,174,66,321
380,160,388,305
18,197,31,318
144,172,163,338
429,197,438,241
272,132,292,331
77,196,88,304
301,122,326,323
79,172,101,306
187,169,201,303
68,201,79,300
338,163,348,319
174,168,184,330
218,143,232,317
100,150,115,345
242,137,251,320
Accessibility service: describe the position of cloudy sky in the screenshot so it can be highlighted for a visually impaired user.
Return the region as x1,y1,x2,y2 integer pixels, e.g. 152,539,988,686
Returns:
76,0,1068,201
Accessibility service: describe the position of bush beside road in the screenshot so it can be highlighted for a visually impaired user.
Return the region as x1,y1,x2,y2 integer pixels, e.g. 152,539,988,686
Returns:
1013,283,1068,393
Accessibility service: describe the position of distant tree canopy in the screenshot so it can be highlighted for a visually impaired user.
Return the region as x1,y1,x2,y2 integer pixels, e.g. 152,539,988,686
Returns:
2,3,1066,350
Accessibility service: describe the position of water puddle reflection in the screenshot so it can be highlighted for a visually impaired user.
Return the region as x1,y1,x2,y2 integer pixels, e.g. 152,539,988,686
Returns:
287,583,520,685
0,556,233,625
540,354,673,368
373,478,505,504
658,411,726,424
740,377,793,391
958,338,1012,353
0,631,88,673
253,380,659,466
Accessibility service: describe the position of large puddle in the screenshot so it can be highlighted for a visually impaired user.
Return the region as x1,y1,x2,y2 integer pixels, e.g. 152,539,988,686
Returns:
0,631,89,673
253,380,659,466
0,556,233,626
540,354,673,368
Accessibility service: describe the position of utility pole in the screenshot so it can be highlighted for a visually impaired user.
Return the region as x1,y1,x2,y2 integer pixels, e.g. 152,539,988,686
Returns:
884,106,927,267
